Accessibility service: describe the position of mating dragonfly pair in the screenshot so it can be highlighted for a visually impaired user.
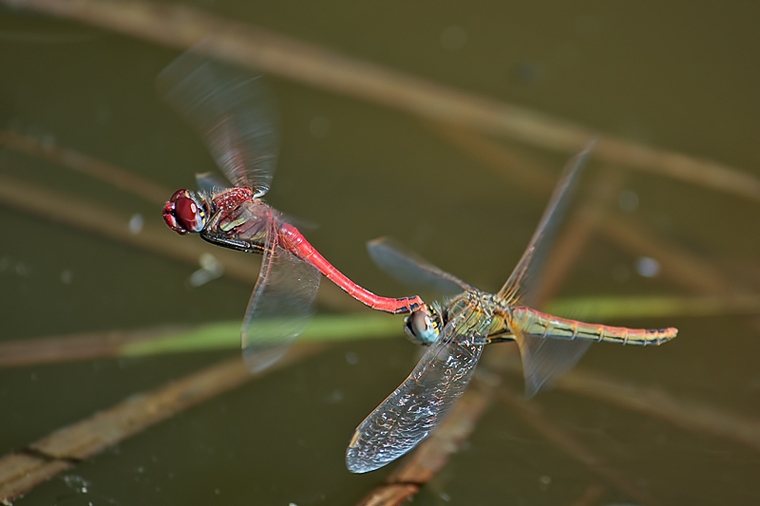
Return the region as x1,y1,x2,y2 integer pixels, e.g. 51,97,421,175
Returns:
161,51,677,473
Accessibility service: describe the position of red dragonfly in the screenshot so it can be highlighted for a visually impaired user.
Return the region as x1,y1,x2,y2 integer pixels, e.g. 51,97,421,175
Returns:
160,51,423,371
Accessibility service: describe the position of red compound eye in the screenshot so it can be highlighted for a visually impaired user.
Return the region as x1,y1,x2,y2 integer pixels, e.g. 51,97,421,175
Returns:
163,189,206,234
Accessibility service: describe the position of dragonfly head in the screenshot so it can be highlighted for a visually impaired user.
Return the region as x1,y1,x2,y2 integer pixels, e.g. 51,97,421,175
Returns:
403,303,443,345
163,189,208,234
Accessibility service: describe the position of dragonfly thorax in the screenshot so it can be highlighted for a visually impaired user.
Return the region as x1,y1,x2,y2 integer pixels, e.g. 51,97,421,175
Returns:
163,189,208,234
405,291,495,346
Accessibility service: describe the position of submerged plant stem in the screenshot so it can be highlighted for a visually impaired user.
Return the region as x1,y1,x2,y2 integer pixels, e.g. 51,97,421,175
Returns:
0,314,401,367
545,293,760,320
6,292,752,368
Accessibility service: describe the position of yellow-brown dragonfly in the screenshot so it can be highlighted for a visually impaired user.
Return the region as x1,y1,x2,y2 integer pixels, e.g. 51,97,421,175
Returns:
346,141,678,473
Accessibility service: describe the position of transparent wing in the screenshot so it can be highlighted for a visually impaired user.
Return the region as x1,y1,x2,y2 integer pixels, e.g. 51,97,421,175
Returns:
367,237,471,297
346,310,489,473
195,172,229,194
496,140,596,397
512,328,591,398
158,50,278,197
240,220,321,372
497,139,596,305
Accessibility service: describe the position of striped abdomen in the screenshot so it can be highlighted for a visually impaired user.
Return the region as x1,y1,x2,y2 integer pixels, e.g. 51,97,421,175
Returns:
508,306,677,346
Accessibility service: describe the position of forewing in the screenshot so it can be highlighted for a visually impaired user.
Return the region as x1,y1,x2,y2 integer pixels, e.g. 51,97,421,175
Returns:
497,140,596,305
346,311,488,473
240,222,320,372
367,237,470,297
158,50,278,197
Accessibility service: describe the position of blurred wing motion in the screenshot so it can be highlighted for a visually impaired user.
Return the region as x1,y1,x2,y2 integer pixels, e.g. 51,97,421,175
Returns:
512,330,591,397
195,172,229,194
346,310,490,473
241,220,321,372
367,237,470,297
497,139,596,396
498,139,596,305
158,50,279,197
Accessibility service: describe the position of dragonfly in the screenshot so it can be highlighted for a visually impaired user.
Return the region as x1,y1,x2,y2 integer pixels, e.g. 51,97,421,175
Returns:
346,141,678,473
159,51,423,371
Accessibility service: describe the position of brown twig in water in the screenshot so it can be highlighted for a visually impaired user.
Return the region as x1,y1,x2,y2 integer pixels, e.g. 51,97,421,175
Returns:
0,129,170,204
553,368,760,452
355,484,418,506
499,385,664,506
0,343,323,502
567,483,607,506
4,0,760,202
598,212,733,294
428,121,556,198
492,354,760,452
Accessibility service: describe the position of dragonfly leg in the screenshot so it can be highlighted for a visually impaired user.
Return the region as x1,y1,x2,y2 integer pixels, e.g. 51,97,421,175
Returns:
485,332,515,345
201,233,266,254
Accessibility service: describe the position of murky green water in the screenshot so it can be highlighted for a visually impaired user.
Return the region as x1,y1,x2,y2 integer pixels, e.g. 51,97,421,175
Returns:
1,2,759,505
